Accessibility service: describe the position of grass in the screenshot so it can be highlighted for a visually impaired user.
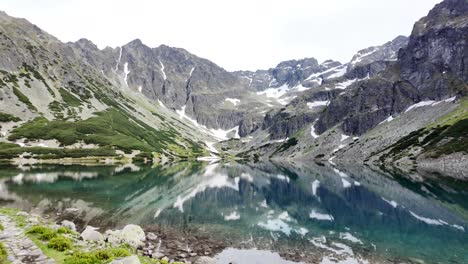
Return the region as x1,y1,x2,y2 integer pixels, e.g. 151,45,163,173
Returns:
0,112,21,122
59,88,82,107
63,247,131,264
8,108,205,157
0,142,117,160
47,236,73,252
0,242,8,263
0,208,27,228
12,86,37,112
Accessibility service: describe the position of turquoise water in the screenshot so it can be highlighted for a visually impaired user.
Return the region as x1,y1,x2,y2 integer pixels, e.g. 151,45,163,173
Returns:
0,161,467,263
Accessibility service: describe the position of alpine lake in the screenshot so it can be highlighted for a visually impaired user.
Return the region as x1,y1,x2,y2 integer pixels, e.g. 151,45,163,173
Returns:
0,161,467,264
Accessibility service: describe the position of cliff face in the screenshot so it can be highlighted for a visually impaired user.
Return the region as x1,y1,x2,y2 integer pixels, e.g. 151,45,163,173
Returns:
315,0,467,136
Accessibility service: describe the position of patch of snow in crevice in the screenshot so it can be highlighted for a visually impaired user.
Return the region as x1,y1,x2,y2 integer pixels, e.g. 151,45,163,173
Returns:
224,211,240,221
312,180,320,196
138,86,142,93
335,78,358,90
256,84,289,99
341,179,352,188
378,115,394,125
209,126,240,141
382,198,398,208
350,49,377,65
311,125,319,139
276,174,290,183
340,134,349,142
332,144,346,153
333,168,348,178
310,210,334,221
327,65,347,79
158,58,167,80
189,66,195,77
339,232,363,244
293,84,309,92
307,101,330,109
225,98,240,106
123,62,130,87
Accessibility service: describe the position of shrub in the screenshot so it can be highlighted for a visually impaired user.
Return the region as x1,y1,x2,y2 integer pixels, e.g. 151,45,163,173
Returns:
26,225,57,240
0,242,7,262
64,247,131,264
47,235,72,251
57,227,74,234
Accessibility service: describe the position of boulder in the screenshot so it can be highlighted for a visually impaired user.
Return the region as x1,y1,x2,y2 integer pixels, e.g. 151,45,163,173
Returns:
105,224,145,248
61,220,76,231
146,232,158,241
80,226,103,242
109,255,140,264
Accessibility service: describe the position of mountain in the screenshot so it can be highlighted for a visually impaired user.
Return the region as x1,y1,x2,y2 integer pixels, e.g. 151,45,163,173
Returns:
0,11,211,161
0,0,466,178
232,0,467,178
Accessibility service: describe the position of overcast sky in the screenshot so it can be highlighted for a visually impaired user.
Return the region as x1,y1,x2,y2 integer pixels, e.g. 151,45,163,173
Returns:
2,0,441,71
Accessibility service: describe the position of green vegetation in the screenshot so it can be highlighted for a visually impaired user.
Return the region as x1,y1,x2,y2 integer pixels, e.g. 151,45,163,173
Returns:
0,142,117,160
0,223,3,231
272,137,298,156
0,207,27,227
12,86,37,111
0,112,21,122
0,242,7,263
64,247,131,264
57,227,74,234
8,108,205,157
27,225,58,240
47,236,73,252
59,88,82,107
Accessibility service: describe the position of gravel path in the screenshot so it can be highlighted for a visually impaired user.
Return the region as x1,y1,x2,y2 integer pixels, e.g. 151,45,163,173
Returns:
0,214,55,264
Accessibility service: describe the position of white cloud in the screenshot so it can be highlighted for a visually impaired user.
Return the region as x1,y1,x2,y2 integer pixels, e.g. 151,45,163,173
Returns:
1,0,441,71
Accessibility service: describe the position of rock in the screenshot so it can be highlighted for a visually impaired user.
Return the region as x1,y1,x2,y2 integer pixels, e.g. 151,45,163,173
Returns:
109,255,141,264
80,226,104,242
120,224,145,247
61,220,76,231
151,252,164,259
16,211,29,217
146,232,157,241
105,225,145,248
194,256,217,264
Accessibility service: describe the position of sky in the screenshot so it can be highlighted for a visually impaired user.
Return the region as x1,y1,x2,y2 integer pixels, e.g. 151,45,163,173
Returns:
1,0,442,71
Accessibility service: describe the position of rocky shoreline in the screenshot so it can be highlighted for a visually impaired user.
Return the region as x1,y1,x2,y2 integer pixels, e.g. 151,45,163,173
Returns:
0,208,219,264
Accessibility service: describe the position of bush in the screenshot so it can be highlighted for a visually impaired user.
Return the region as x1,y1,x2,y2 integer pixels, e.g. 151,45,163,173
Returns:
57,227,74,234
47,235,72,251
26,225,57,240
0,242,7,262
0,223,3,231
0,112,21,122
64,247,131,264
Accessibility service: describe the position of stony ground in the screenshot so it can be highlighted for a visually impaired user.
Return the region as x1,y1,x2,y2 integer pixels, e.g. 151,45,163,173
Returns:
0,214,55,264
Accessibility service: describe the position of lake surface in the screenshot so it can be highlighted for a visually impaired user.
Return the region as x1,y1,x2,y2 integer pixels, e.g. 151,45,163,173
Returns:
0,161,467,263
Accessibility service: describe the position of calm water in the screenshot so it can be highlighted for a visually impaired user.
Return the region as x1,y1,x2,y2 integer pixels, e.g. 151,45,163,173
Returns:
0,161,467,263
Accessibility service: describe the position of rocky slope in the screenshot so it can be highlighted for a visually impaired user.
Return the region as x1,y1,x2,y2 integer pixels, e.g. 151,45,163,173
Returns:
233,0,467,178
0,11,213,161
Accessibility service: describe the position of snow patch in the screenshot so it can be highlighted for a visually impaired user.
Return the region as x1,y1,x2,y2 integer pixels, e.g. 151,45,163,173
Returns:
310,210,334,221
378,115,394,125
123,62,130,87
311,125,319,139
339,232,363,244
158,58,167,80
307,101,330,109
382,198,398,208
256,84,289,99
312,180,320,196
341,179,352,188
224,211,240,221
340,134,349,142
225,98,240,106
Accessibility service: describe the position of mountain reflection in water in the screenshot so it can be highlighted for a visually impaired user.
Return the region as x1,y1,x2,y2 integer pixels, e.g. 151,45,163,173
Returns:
0,161,467,263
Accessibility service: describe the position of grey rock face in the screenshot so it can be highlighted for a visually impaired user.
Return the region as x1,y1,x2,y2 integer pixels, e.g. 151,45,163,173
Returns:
347,35,408,71
315,0,467,136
